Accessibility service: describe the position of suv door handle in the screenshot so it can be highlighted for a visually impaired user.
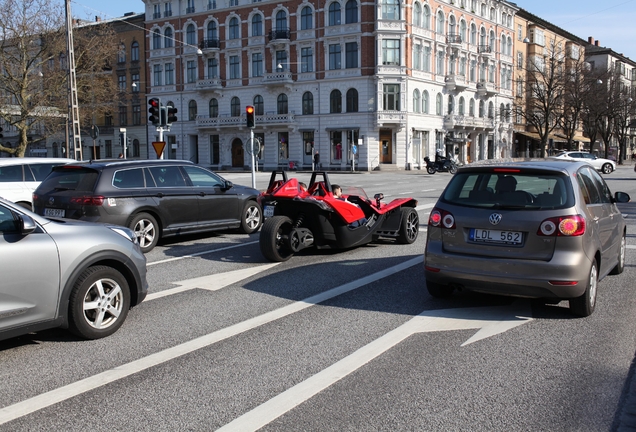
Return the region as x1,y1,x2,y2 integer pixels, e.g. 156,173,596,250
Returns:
156,193,164,198
198,192,206,197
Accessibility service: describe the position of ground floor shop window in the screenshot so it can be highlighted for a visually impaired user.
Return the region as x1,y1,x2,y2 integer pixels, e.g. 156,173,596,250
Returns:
255,133,264,161
331,131,342,162
278,132,289,163
210,135,219,165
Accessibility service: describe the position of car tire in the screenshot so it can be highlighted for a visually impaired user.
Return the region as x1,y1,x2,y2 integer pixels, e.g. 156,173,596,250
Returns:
260,215,294,262
238,200,262,234
397,207,419,244
427,166,436,174
426,280,454,298
602,163,613,174
68,265,131,339
570,259,597,317
610,234,626,275
129,212,159,253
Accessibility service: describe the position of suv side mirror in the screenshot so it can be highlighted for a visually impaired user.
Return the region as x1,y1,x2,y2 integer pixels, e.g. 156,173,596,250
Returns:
223,180,233,190
614,192,631,203
19,214,37,235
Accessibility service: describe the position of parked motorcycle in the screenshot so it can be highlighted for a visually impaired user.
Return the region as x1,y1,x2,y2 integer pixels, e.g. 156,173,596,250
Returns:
424,156,458,174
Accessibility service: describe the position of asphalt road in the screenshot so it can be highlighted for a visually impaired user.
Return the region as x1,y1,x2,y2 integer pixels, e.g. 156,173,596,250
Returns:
1,165,635,431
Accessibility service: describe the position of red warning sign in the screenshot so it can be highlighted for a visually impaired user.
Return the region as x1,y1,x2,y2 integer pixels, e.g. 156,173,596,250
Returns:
152,141,166,158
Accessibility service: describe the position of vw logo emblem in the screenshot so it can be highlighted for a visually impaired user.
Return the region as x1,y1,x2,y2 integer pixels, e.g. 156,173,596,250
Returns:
48,197,55,205
489,213,502,225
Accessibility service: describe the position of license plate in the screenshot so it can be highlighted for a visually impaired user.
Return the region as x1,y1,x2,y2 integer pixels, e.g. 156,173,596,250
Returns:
264,205,274,218
469,228,522,245
44,208,65,218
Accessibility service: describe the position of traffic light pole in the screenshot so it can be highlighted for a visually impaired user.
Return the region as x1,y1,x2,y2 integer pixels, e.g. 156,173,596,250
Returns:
250,129,256,189
158,126,165,159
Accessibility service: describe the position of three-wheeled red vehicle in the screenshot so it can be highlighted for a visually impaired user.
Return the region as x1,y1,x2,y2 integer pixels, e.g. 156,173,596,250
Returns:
257,171,419,261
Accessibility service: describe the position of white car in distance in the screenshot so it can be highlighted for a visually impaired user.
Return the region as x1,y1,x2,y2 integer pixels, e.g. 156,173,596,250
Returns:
552,151,616,174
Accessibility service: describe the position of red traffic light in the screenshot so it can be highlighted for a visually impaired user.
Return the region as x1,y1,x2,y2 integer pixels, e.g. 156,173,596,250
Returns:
149,98,159,108
246,105,255,128
246,106,254,114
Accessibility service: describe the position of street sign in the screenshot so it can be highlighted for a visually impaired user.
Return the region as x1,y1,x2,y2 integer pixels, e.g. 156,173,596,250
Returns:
90,124,99,140
352,145,358,155
245,137,261,156
152,141,166,158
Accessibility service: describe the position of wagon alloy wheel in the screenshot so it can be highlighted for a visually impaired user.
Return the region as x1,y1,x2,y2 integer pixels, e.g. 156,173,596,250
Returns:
68,265,131,339
397,207,419,244
130,212,159,253
570,259,598,317
602,163,613,174
239,200,262,234
260,215,295,262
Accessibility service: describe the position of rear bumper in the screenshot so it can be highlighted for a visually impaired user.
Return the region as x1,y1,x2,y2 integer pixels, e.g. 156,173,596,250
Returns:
424,241,592,299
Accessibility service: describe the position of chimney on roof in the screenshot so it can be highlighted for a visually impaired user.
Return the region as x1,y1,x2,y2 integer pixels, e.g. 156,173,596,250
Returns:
595,40,600,46
588,37,594,45
95,16,101,22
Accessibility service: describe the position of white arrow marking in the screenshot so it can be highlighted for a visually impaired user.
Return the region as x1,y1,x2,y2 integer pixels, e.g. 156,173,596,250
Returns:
145,263,281,301
217,303,532,432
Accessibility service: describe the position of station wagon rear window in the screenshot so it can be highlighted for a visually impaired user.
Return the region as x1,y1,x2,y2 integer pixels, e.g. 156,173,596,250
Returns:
36,167,99,193
441,171,574,209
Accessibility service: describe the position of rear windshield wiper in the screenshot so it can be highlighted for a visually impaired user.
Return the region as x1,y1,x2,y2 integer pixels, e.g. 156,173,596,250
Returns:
53,187,73,191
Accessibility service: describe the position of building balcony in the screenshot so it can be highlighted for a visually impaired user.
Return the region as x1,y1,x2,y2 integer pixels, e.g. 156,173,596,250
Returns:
376,20,406,33
200,38,220,51
446,33,462,46
376,110,407,127
186,6,195,13
478,45,493,57
196,78,222,91
268,29,291,42
152,12,161,19
264,71,293,86
444,115,495,130
477,80,496,96
444,74,467,91
196,113,295,129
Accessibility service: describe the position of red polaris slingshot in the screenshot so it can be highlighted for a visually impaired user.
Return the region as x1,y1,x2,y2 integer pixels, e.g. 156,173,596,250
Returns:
257,171,419,262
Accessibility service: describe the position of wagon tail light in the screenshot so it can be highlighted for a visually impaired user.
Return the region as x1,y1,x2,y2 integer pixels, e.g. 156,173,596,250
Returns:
537,215,586,237
428,207,456,229
70,195,105,206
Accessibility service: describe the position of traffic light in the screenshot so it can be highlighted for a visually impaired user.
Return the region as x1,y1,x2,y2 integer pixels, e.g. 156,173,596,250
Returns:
246,105,255,128
166,106,178,127
148,98,161,126
160,106,168,127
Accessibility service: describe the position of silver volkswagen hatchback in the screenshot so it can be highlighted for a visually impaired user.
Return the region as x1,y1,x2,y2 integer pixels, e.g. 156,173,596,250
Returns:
424,160,629,317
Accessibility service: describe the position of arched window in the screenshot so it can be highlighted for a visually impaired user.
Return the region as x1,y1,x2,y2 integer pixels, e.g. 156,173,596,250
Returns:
276,10,287,31
460,20,466,42
117,43,126,63
346,88,358,112
207,21,218,40
459,97,465,115
382,0,399,20
470,23,477,45
489,7,495,21
413,89,421,113
478,100,484,117
301,6,313,30
164,28,173,48
132,139,140,157
277,94,288,114
345,0,358,24
186,23,196,45
489,30,496,51
413,3,421,27
229,17,240,39
480,27,486,46
329,2,341,26
488,101,494,119
152,30,161,50
422,5,430,30
501,34,506,54
131,41,140,61
209,98,218,117
469,98,475,116
499,103,505,121
447,95,454,114
254,95,264,115
231,96,241,117
188,100,197,121
302,91,314,115
251,14,262,36
507,36,512,56
436,10,444,35
422,90,429,114
436,93,443,115
505,104,511,122
330,89,342,113
448,15,456,36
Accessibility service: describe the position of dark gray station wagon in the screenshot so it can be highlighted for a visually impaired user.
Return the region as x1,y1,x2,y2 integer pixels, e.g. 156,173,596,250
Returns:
33,160,262,252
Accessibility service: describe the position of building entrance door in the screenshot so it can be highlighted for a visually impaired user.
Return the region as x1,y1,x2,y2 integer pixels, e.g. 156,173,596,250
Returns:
231,139,244,167
379,129,392,163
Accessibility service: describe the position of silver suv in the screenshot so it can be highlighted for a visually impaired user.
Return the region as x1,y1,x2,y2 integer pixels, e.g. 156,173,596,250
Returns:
424,159,630,317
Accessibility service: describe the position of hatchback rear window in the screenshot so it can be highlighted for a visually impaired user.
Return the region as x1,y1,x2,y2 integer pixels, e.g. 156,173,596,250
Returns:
441,171,573,209
36,167,99,193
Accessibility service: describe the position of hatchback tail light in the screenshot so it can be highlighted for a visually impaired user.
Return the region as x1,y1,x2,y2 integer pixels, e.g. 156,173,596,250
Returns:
537,215,585,237
429,208,456,229
70,196,105,206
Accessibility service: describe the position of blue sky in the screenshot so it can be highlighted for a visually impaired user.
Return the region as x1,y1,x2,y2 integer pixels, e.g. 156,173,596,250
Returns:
70,0,636,61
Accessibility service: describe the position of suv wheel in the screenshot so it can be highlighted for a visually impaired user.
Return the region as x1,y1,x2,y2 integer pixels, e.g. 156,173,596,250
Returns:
602,163,613,174
238,200,262,234
570,259,597,317
129,212,159,253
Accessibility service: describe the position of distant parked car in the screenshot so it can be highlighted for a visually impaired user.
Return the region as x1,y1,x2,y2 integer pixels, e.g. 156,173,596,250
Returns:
0,197,147,341
552,151,616,174
0,157,75,209
424,159,629,317
32,159,262,252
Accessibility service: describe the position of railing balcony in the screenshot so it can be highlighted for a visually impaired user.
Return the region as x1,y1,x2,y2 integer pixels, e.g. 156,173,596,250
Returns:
264,71,293,85
446,33,462,45
152,12,161,19
200,39,220,50
207,0,216,9
444,74,467,91
478,45,493,55
268,29,291,42
477,80,496,96
376,110,407,127
186,6,195,13
196,78,222,91
164,10,172,17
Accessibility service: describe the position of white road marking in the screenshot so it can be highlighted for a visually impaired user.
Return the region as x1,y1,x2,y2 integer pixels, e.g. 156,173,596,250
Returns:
217,303,533,432
398,191,413,195
627,245,636,250
145,263,281,301
147,241,258,266
0,257,421,425
415,203,435,212
421,189,436,192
